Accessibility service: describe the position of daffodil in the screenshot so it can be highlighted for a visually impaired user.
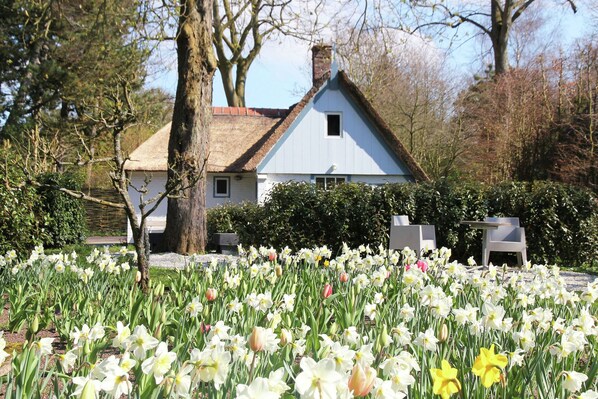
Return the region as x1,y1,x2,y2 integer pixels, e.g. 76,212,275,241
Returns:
472,344,508,388
430,360,461,399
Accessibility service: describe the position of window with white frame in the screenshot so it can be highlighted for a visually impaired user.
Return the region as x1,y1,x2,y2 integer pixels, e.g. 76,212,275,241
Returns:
213,176,230,198
315,176,346,190
326,113,342,137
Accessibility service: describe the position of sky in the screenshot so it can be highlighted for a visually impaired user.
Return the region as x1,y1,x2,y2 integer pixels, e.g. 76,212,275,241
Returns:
145,3,592,109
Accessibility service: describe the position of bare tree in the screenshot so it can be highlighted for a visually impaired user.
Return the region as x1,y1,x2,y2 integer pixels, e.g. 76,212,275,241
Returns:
13,79,200,291
212,0,344,106
355,0,578,76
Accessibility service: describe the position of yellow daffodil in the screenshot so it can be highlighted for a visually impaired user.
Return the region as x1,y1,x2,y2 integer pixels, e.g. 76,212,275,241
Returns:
430,359,462,399
472,344,509,388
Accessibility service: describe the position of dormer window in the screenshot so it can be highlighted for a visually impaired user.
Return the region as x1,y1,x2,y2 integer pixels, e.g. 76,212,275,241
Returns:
326,113,342,137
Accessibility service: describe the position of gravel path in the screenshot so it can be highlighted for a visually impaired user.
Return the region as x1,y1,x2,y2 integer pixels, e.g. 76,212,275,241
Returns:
149,253,596,292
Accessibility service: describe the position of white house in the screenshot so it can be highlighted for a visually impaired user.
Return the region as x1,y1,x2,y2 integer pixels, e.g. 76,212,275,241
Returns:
124,45,428,242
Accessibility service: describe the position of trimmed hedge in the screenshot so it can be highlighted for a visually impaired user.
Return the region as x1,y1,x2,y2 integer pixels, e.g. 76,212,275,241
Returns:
0,170,87,255
207,180,598,266
37,173,87,248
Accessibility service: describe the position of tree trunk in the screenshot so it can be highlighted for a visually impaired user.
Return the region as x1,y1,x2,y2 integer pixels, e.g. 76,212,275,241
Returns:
163,0,217,254
491,0,512,75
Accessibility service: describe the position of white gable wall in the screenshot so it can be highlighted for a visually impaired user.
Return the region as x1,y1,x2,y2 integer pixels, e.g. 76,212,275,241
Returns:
257,83,414,177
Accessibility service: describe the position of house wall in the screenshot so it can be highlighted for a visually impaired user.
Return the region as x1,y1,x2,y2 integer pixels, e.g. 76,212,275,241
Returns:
257,82,414,178
127,171,256,242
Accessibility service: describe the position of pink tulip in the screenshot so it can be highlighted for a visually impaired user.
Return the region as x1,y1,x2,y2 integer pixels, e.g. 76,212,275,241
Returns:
205,288,218,302
268,251,277,262
322,284,333,299
339,272,349,283
417,260,428,272
348,363,376,397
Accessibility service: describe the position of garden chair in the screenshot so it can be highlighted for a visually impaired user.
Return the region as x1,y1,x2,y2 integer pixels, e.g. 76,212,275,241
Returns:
483,217,527,266
389,215,437,254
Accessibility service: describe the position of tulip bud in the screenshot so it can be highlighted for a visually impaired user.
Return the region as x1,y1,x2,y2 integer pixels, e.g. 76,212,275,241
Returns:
135,271,142,283
348,364,376,397
200,322,211,334
329,322,339,335
280,328,293,346
438,323,449,343
339,272,349,283
269,251,277,262
205,288,218,302
249,326,265,352
321,284,333,299
30,315,39,334
275,264,283,277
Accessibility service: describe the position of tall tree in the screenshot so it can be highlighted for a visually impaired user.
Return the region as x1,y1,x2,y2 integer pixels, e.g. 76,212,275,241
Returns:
162,0,217,254
359,0,578,76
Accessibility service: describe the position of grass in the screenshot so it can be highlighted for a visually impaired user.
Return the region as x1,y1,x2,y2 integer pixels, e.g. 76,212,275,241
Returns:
150,267,179,285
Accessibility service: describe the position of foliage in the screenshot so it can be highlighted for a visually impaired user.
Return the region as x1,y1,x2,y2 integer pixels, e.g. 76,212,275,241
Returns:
0,165,46,256
0,245,596,397
209,181,597,265
36,173,87,248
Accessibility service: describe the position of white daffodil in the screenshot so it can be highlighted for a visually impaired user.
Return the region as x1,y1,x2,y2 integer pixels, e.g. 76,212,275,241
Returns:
0,332,9,365
414,328,438,352
342,327,360,346
579,390,598,399
326,341,355,373
71,324,91,346
562,371,588,392
141,341,177,384
190,346,232,389
71,375,102,398
236,377,279,399
127,325,159,360
294,357,344,399
207,321,231,341
172,364,194,398
371,378,406,399
58,349,78,373
267,368,290,395
186,297,204,317
112,321,131,349
100,366,132,397
33,337,54,356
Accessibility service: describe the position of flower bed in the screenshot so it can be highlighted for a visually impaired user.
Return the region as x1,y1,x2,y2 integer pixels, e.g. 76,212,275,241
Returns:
0,245,596,398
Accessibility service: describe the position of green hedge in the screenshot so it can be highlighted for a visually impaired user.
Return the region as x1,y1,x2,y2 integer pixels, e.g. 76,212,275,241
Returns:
37,173,87,248
0,169,87,255
0,175,47,255
207,180,598,266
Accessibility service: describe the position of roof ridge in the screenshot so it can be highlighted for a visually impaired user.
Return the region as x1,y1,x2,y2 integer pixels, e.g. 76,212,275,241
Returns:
212,106,289,117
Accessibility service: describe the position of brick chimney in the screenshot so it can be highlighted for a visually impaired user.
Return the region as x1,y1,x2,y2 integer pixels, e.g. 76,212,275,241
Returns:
312,44,332,85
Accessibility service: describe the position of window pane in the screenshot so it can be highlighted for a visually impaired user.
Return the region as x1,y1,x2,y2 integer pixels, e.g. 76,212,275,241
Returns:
315,177,325,189
215,178,228,195
327,114,340,136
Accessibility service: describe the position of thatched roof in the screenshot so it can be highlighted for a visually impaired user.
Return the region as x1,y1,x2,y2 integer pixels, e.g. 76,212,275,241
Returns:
125,73,429,182
125,107,287,172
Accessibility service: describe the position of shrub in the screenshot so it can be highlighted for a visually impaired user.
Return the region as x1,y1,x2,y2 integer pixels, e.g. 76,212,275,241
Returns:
207,180,597,265
0,168,46,255
36,173,87,248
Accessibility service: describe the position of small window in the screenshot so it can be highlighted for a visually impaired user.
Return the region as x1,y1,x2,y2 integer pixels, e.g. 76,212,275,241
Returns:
315,176,346,190
214,176,230,198
326,113,341,137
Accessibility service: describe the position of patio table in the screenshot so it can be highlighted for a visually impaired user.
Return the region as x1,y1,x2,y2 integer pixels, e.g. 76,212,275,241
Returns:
460,220,511,266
